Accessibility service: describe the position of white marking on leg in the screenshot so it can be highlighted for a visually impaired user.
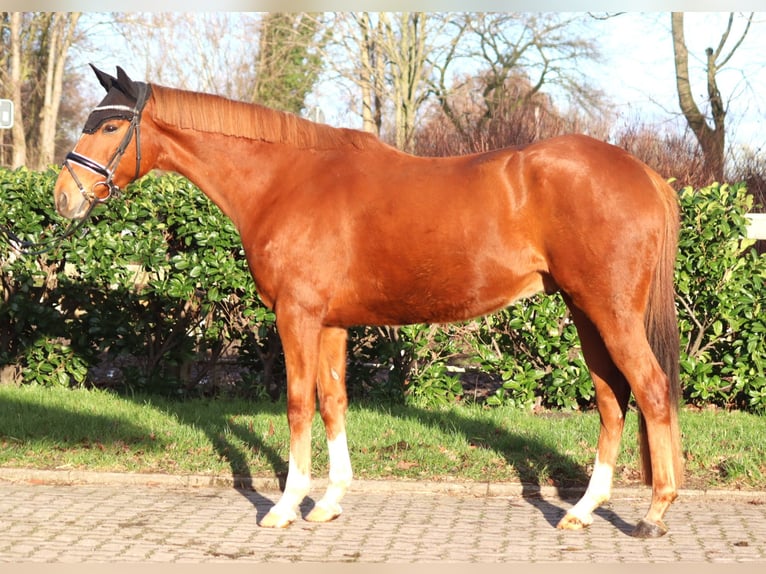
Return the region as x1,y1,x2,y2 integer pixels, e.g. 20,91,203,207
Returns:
330,367,340,381
327,431,353,494
313,431,352,519
566,455,614,526
268,451,311,524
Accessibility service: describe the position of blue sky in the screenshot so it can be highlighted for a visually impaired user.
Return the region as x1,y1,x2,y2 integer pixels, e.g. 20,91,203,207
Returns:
585,12,764,151
72,12,763,147
15,7,764,156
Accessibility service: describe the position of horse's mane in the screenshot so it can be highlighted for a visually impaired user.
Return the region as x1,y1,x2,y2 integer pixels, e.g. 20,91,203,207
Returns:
150,84,377,151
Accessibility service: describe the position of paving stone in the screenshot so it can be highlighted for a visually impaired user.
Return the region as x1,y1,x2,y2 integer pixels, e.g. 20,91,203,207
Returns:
0,479,765,562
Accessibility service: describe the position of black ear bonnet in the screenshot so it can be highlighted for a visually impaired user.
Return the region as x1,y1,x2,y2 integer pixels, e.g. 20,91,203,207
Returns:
82,65,151,134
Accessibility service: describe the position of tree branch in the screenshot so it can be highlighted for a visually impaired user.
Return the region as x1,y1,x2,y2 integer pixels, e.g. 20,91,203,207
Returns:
717,12,753,69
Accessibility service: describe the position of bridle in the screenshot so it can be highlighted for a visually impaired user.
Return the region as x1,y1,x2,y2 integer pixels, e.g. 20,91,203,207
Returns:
0,82,151,256
63,81,152,207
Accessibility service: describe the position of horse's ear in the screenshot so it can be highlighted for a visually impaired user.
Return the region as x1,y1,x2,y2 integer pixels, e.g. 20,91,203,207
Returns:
89,64,116,93
115,66,140,100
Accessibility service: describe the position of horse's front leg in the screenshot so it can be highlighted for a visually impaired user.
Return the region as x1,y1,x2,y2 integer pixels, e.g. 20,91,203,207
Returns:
306,326,352,523
259,309,321,528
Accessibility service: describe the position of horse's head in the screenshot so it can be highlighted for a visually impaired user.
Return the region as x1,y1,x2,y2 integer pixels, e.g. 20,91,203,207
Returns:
54,65,152,219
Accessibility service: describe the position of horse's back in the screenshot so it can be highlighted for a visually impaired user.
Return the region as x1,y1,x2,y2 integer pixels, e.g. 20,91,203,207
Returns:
251,133,675,328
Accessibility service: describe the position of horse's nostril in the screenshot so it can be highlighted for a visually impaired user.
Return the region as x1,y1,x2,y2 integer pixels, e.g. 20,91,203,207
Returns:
56,192,69,215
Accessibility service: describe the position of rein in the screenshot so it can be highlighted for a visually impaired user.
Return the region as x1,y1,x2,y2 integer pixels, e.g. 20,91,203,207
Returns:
0,83,151,257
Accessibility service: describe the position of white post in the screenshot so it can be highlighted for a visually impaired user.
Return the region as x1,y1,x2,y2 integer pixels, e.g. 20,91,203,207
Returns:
0,99,14,129
746,214,766,240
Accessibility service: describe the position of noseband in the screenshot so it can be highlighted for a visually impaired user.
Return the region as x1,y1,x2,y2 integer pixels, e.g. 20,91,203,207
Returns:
1,83,152,256
63,82,151,207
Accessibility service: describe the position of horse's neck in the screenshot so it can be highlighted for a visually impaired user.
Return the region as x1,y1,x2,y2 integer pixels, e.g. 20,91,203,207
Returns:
145,89,383,229
150,120,294,231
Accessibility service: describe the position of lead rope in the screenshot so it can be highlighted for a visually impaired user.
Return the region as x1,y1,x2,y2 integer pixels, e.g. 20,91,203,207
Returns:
0,82,150,257
0,199,98,257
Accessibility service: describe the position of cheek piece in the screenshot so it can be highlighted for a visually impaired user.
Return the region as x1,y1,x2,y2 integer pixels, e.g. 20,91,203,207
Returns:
63,82,151,206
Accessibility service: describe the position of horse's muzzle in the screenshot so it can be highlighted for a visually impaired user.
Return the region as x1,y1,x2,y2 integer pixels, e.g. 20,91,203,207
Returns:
54,186,90,220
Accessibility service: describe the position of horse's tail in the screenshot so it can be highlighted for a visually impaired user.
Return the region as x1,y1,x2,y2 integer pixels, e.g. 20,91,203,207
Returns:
639,171,684,488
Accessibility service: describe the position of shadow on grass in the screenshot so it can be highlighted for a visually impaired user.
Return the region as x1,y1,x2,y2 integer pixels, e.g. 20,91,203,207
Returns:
0,392,155,447
388,403,652,536
138,397,288,523
0,390,285,523
0,388,642,533
361,402,591,530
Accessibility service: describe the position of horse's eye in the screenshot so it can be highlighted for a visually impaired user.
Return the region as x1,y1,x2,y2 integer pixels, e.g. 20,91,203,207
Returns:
103,123,119,134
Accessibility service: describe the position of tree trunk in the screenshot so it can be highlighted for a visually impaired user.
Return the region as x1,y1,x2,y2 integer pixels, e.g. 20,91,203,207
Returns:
356,13,383,136
36,12,80,169
671,12,725,181
10,12,26,169
381,12,427,153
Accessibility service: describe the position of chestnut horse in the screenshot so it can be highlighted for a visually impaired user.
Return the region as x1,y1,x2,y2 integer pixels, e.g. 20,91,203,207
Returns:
54,66,683,538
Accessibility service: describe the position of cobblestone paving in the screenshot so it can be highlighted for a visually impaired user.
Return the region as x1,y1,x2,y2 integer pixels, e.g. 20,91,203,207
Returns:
1,482,765,563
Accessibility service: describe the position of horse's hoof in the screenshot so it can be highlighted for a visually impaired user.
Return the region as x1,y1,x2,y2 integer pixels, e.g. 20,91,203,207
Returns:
631,519,668,538
556,513,592,530
305,502,342,523
259,508,296,528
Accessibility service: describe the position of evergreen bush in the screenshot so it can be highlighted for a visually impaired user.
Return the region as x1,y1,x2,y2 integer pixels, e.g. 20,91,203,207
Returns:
1,169,763,411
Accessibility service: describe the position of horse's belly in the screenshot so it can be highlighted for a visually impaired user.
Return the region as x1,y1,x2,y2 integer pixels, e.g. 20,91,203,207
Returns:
328,269,548,327
433,270,548,323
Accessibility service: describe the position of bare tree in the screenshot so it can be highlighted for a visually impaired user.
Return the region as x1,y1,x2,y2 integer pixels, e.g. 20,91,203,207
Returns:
38,12,80,169
353,12,386,136
671,12,753,181
384,13,426,151
112,13,261,100
0,12,81,169
252,13,327,115
330,12,452,152
434,13,605,137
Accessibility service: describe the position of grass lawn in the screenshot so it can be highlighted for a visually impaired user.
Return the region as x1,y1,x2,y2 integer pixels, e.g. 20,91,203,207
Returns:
0,384,764,491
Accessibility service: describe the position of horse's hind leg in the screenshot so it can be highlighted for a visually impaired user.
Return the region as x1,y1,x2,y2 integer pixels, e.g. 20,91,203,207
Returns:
557,303,631,531
306,326,353,523
562,302,680,538
619,346,681,538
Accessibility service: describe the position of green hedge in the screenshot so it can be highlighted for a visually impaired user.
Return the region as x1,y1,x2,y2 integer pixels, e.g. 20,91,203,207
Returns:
0,168,277,399
1,168,764,411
